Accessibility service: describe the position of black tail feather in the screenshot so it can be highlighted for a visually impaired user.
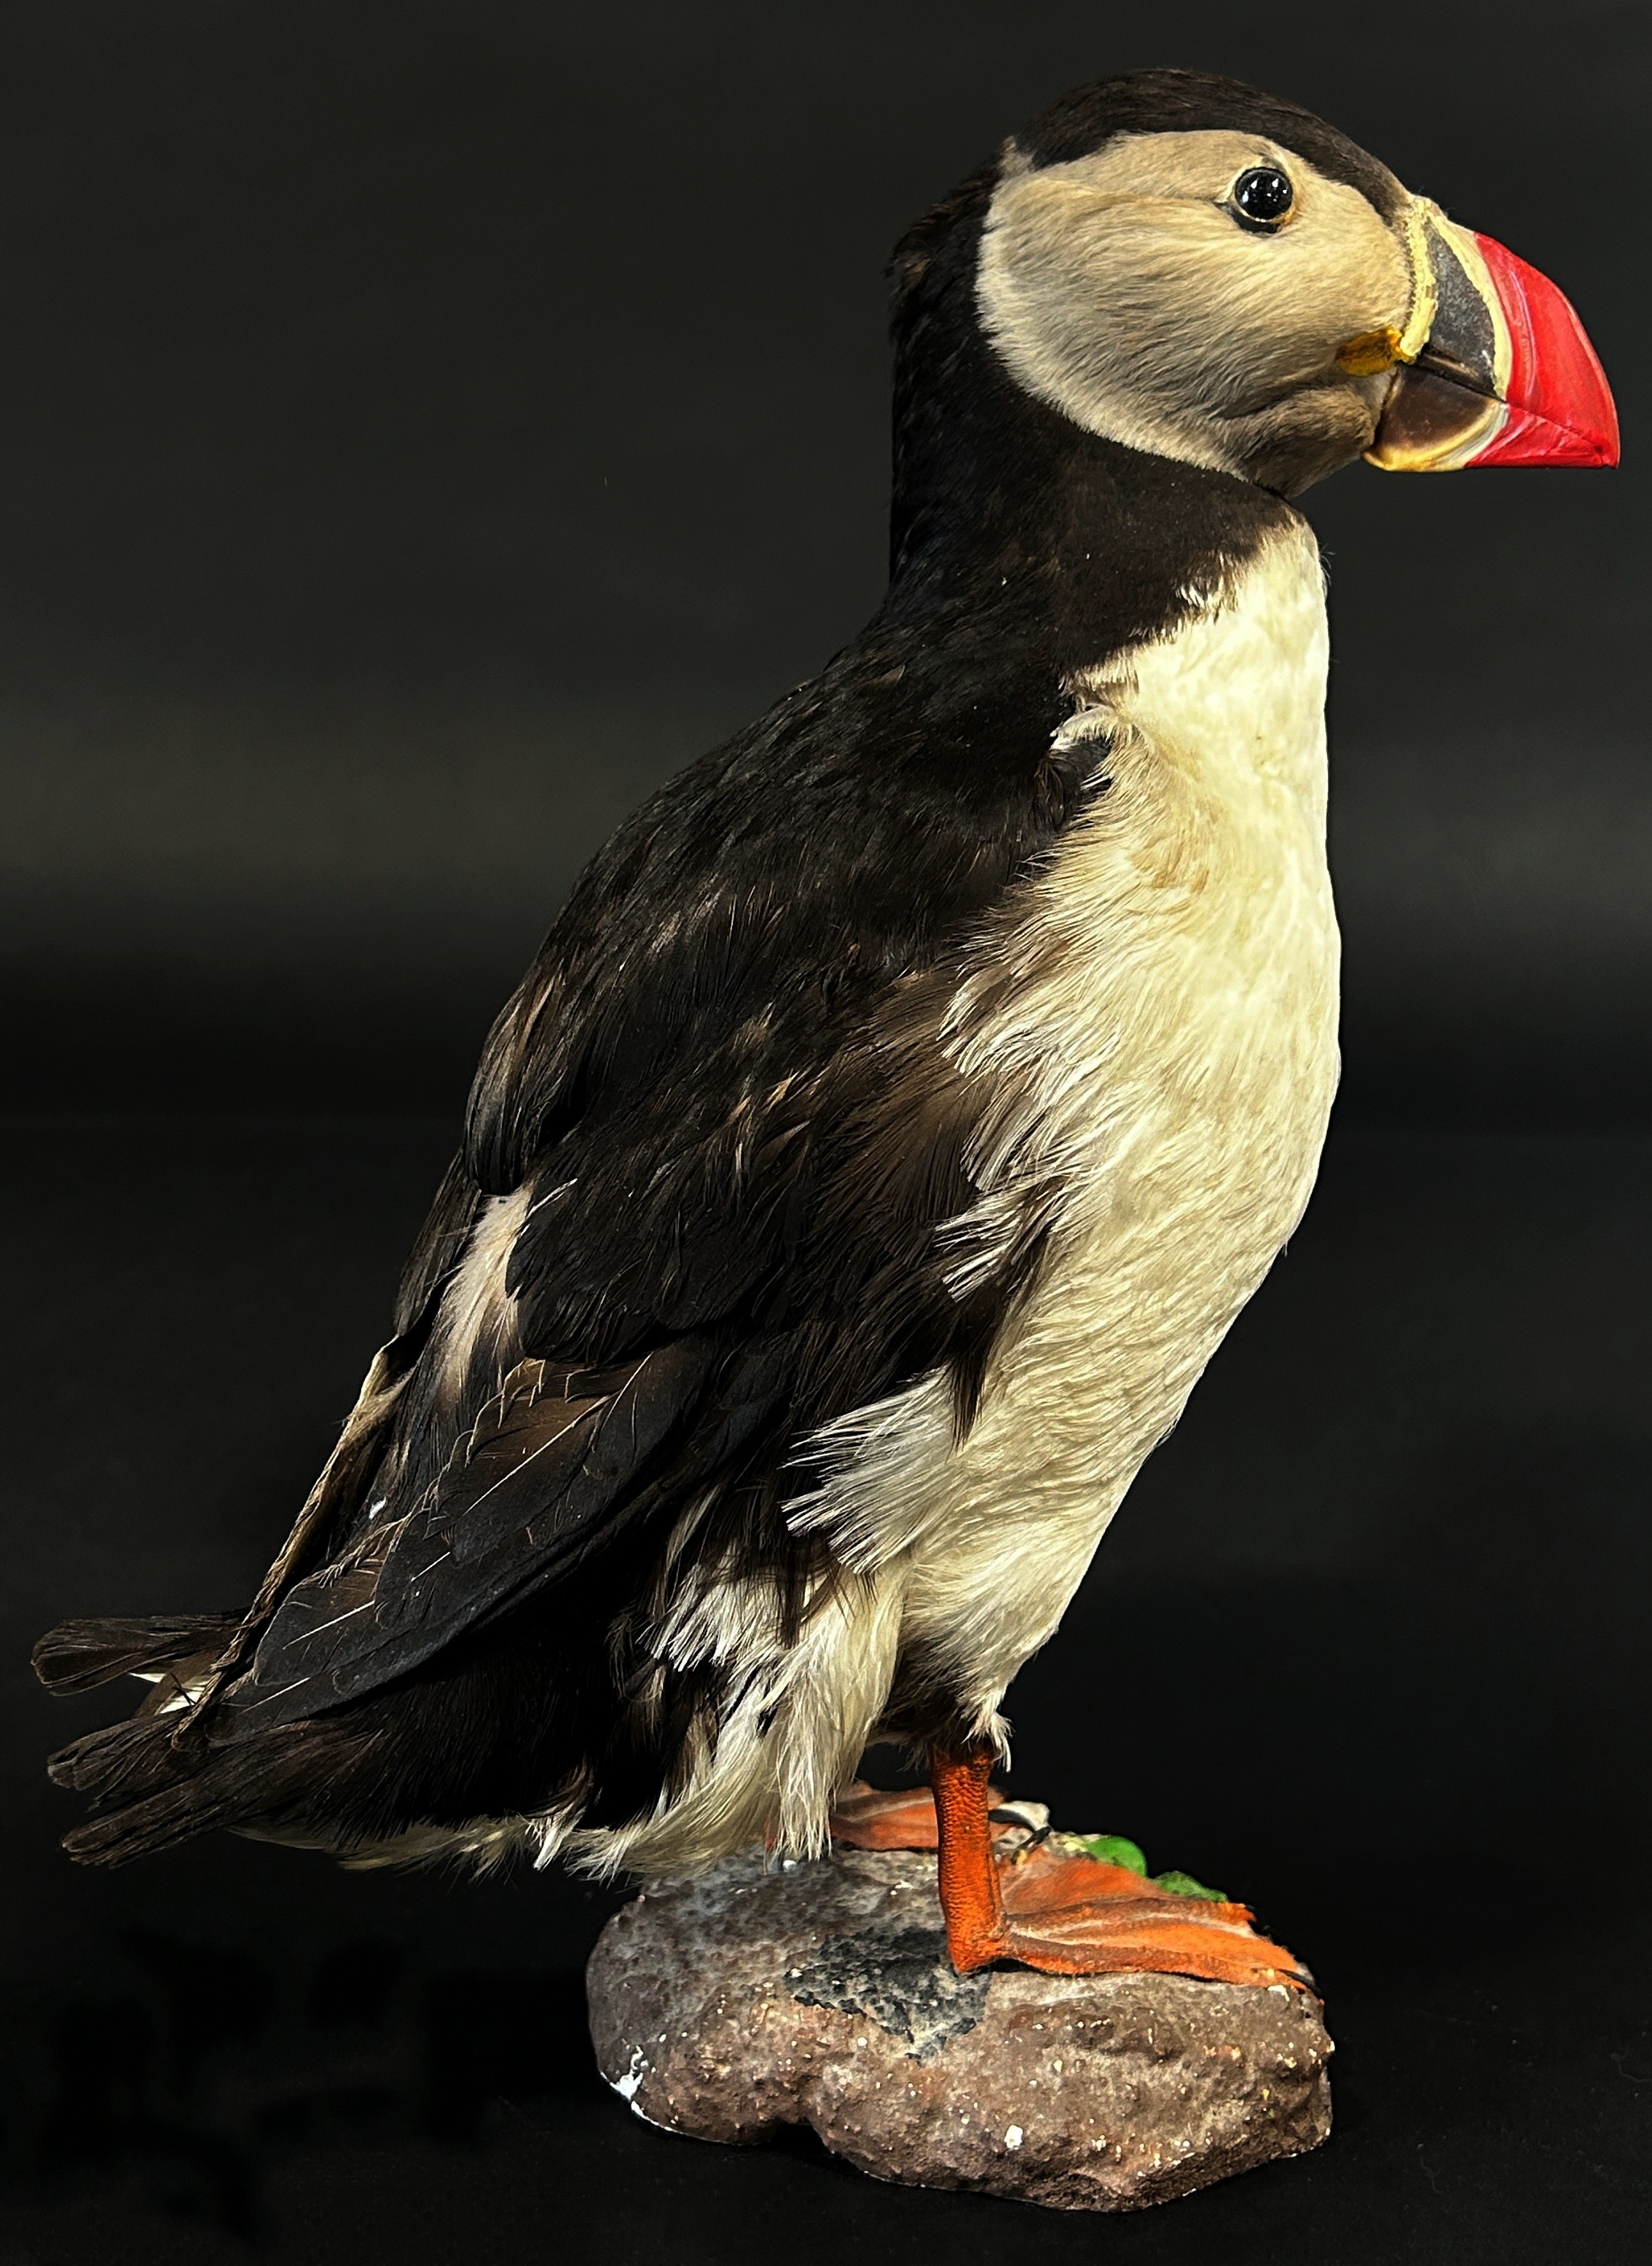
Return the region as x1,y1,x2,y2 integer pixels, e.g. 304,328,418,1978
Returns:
47,1717,194,1806
36,1549,694,1873
47,1708,376,1868
61,1766,267,1868
31,1613,242,1696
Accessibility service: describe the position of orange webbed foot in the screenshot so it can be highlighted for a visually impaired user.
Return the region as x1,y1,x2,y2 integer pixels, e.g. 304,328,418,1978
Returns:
916,1747,1310,1991
956,1841,1308,1990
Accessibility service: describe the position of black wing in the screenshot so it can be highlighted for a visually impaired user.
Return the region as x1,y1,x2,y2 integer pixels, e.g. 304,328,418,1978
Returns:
215,605,1094,1732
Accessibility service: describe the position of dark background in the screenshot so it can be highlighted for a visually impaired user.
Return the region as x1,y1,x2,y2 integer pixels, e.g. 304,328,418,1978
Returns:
2,3,1647,2260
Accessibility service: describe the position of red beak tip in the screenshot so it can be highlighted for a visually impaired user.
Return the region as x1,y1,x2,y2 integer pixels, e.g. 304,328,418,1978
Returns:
1468,232,1619,471
1471,405,1620,471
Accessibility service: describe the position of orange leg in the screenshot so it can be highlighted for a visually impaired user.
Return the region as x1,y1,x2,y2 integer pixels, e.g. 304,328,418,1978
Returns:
930,1742,1012,1970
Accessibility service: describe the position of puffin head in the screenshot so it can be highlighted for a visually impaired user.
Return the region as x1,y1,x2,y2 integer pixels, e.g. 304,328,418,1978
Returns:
896,69,1617,503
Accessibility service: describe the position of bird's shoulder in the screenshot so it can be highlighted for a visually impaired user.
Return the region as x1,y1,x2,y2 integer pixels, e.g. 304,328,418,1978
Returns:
465,607,1083,1200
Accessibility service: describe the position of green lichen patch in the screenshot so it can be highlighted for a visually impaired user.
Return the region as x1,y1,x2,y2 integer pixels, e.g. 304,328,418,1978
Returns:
1150,1869,1227,1903
1074,1833,1148,1874
1066,1834,1229,1903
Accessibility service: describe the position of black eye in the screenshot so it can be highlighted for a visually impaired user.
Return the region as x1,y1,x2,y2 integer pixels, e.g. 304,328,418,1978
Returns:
1230,165,1294,229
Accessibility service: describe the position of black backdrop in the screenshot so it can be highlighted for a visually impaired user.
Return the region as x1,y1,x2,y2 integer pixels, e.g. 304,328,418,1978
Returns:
3,4,1648,2262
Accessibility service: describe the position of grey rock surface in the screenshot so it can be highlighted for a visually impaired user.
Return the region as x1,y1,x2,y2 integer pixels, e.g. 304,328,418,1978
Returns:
586,1845,1332,2212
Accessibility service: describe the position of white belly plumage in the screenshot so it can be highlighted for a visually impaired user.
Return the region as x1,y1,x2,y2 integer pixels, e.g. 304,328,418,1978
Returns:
570,519,1340,1879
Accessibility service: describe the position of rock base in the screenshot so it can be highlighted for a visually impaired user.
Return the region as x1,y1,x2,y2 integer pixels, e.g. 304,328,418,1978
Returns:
586,1844,1332,2212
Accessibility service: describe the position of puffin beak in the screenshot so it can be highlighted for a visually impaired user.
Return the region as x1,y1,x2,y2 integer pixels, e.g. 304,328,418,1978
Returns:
1359,205,1618,471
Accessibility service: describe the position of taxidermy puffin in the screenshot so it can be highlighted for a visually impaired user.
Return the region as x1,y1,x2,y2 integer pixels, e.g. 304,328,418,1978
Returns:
37,71,1616,1985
